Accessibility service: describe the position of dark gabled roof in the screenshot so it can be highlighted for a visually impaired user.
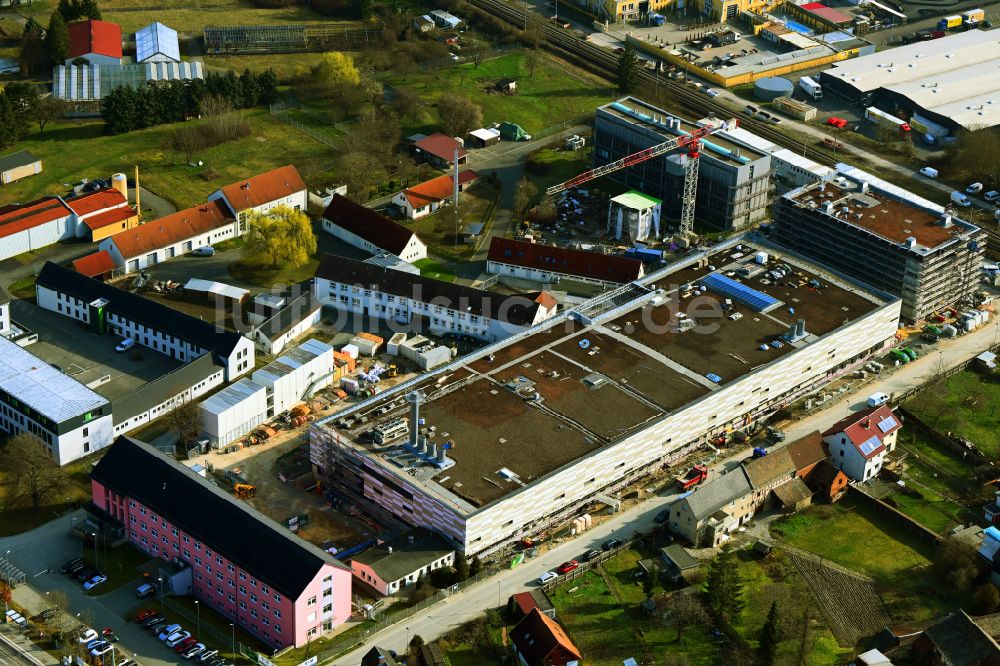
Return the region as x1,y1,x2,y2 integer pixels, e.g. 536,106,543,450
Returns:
36,262,246,359
351,527,454,583
0,150,39,172
414,133,468,162
684,468,753,521
809,458,848,488
922,611,1000,664
321,195,419,256
90,437,347,599
314,253,546,327
488,237,644,283
360,648,400,666
256,291,321,341
772,477,813,507
660,544,699,570
111,354,219,424
742,447,794,488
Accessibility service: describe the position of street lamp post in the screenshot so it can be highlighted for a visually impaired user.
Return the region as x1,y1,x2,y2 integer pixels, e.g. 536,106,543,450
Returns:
90,533,98,571
195,600,200,638
157,577,164,613
229,623,235,661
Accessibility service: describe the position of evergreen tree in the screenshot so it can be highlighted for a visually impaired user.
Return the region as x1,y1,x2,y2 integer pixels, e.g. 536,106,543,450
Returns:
704,545,744,620
455,553,470,582
239,69,261,108
469,555,483,576
758,601,780,666
3,82,39,139
80,0,101,20
0,94,20,149
616,42,640,93
45,13,71,66
257,69,279,105
19,17,48,76
56,0,81,22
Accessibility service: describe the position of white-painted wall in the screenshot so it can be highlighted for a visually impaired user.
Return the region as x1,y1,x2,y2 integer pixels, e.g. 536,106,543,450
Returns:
0,301,10,336
255,307,323,355
252,340,334,417
320,219,428,263
99,220,240,274
111,366,225,436
350,551,455,595
487,258,642,288
0,214,73,262
199,379,268,446
313,277,553,343
207,188,308,222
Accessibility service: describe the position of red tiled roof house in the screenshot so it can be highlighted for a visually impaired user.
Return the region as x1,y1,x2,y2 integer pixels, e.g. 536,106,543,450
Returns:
98,200,234,274
413,133,468,168
510,608,582,666
487,237,644,288
65,188,137,242
822,404,901,481
66,19,122,66
392,170,479,220
207,165,308,226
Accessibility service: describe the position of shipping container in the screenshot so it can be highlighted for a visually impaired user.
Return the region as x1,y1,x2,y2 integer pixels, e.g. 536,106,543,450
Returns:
938,14,962,29
864,107,911,134
624,247,664,263
962,8,985,22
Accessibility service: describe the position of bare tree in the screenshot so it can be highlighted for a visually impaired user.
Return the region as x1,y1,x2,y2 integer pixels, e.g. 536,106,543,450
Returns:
513,177,538,219
437,94,482,137
167,399,202,453
467,37,487,69
35,95,67,133
654,592,709,643
337,151,386,203
524,47,540,77
1,433,70,510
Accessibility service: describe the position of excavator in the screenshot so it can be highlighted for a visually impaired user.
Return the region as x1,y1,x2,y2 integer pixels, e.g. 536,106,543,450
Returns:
234,483,256,499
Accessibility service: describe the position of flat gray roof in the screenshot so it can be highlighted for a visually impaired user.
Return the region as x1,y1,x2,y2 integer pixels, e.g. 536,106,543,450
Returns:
0,336,107,423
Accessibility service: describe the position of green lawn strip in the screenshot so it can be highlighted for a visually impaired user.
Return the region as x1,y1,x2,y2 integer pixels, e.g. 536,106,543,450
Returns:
523,147,593,194
889,491,963,534
8,276,37,299
443,643,505,666
772,499,953,623
905,372,1000,459
103,0,330,33
385,53,615,136
229,257,320,289
0,110,335,212
412,258,457,282
898,429,978,484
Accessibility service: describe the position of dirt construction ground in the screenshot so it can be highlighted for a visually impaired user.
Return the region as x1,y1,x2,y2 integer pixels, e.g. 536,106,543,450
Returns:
185,419,376,552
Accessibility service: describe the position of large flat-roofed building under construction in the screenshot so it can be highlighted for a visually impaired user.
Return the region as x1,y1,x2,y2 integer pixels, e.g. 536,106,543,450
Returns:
592,97,771,233
310,236,901,556
819,30,1000,134
772,163,984,322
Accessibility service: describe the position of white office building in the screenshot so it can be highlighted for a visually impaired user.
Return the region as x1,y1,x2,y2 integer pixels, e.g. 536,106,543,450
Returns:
0,336,113,465
199,378,268,447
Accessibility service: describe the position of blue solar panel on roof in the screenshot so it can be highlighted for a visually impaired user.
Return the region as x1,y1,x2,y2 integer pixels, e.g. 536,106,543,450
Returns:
877,416,898,433
700,273,780,312
858,436,882,457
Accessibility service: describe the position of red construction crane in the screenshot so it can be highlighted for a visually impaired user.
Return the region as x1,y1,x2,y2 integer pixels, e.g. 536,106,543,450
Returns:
544,119,737,196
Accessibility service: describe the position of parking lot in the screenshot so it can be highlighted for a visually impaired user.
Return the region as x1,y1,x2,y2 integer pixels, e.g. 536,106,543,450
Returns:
11,300,182,402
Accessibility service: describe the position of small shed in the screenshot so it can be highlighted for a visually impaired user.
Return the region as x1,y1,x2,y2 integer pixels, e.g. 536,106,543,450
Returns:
975,351,997,370
413,15,436,32
659,545,700,583
0,150,42,185
420,643,446,666
468,127,501,148
772,477,813,512
429,9,462,28
495,78,517,94
607,190,662,243
183,278,249,308
508,590,556,620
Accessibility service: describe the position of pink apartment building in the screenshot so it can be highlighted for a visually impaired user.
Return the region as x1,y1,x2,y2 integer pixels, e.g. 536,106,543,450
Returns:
88,436,352,649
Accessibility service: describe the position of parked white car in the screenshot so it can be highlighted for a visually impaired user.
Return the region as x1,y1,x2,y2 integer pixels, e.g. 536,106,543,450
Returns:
537,571,558,584
919,166,939,178
967,182,984,194
115,338,135,352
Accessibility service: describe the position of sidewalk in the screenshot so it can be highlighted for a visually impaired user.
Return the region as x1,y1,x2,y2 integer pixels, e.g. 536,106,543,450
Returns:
0,624,60,666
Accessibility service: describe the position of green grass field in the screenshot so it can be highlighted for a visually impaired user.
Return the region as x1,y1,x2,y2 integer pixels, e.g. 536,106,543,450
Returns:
412,258,457,282
890,430,972,534
102,0,334,34
386,53,615,136
0,110,336,211
0,454,95,537
773,499,953,623
905,371,1000,460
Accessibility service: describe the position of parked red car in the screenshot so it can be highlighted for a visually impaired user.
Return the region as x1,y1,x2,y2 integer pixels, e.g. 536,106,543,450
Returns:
173,638,199,653
826,117,848,129
557,560,579,574
135,609,157,623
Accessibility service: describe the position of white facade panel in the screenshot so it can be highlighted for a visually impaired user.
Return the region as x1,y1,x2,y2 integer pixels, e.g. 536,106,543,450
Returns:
99,220,240,274
199,378,268,446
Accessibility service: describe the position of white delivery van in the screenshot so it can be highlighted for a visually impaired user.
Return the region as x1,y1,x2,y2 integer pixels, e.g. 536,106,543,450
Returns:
867,392,889,408
919,166,939,178
950,191,972,207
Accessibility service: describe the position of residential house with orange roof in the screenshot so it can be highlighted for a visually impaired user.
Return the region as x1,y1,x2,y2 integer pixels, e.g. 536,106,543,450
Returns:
391,170,479,219
208,165,307,228
72,251,117,280
510,608,582,666
98,200,234,274
822,404,901,481
65,188,138,242
0,197,74,261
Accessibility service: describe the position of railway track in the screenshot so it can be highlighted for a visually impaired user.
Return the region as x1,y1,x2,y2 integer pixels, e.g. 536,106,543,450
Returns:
469,0,839,166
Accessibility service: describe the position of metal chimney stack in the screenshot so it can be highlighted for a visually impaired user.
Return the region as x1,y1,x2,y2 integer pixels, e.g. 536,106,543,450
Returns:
405,391,424,449
438,442,448,464
429,441,438,460
795,318,806,338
